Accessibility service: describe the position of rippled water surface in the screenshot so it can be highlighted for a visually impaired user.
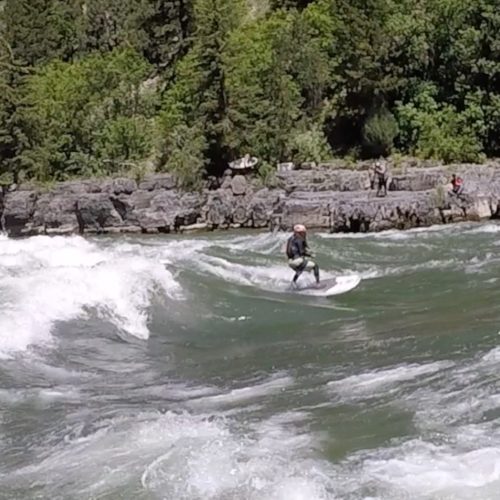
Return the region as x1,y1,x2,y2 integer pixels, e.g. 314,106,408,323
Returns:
1,224,500,499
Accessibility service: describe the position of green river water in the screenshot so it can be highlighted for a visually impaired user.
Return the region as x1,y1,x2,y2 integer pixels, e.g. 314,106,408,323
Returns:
0,223,499,499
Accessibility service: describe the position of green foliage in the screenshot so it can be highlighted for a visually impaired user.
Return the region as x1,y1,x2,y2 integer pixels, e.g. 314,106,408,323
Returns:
363,108,399,157
159,0,245,177
397,84,484,163
2,0,81,65
160,124,207,189
257,161,278,188
134,0,193,68
224,9,330,164
79,0,140,53
0,0,499,186
287,125,332,165
21,49,156,181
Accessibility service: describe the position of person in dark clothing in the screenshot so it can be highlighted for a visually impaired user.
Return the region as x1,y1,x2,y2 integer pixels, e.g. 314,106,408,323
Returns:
285,224,320,288
371,160,388,197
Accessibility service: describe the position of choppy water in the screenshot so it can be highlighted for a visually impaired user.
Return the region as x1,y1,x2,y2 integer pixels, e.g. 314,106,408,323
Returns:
1,224,500,499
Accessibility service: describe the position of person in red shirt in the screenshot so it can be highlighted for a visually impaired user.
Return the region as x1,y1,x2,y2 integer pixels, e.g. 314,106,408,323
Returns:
450,174,464,195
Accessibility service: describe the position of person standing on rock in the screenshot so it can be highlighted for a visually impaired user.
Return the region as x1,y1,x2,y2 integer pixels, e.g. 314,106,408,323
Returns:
370,160,389,197
286,224,320,288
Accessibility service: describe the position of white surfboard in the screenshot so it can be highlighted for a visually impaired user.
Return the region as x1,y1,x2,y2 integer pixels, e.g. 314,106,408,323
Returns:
292,275,361,297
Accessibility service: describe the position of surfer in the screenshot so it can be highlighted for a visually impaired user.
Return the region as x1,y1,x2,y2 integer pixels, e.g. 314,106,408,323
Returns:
286,224,320,288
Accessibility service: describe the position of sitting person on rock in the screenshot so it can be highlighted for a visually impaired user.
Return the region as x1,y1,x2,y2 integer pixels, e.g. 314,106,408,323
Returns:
285,224,320,288
370,160,389,197
450,174,464,196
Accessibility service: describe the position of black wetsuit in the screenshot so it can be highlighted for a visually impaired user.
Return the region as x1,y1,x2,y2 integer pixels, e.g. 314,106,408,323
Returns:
286,235,320,284
286,235,309,260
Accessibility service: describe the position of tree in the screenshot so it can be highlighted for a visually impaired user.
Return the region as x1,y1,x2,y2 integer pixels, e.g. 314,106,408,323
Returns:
79,0,140,53
160,0,244,180
396,83,484,163
21,49,156,180
2,0,81,65
362,107,399,157
0,35,23,183
135,0,193,69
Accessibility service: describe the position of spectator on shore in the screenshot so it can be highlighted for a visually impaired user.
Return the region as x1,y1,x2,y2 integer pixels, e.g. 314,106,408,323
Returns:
370,160,389,197
450,174,464,196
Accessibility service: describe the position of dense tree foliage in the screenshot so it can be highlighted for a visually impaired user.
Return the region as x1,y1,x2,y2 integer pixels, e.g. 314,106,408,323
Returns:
0,0,499,185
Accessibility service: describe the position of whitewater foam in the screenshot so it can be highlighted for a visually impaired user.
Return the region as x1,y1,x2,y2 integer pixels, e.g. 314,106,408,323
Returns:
186,373,294,409
4,407,334,500
0,236,182,358
328,361,453,401
356,436,500,499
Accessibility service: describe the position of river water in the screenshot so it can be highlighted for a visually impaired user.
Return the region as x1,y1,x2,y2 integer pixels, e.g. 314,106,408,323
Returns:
0,224,499,499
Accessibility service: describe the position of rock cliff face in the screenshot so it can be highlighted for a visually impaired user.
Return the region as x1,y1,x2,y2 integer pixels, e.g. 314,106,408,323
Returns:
2,162,500,237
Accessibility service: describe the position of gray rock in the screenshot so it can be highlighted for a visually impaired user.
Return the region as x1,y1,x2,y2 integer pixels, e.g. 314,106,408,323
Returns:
52,180,102,195
128,191,177,232
231,175,247,196
204,190,234,228
390,168,447,191
76,194,124,233
247,189,284,228
2,190,39,236
277,162,295,173
32,194,80,235
174,193,204,228
138,174,177,191
121,190,204,232
220,176,233,190
3,162,500,237
102,178,138,195
300,162,316,170
277,169,370,193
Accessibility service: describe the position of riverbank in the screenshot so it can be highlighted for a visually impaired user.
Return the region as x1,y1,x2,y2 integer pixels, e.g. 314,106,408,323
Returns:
2,160,500,237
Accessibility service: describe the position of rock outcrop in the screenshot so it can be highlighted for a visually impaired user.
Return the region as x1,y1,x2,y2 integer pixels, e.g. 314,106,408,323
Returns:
2,162,500,237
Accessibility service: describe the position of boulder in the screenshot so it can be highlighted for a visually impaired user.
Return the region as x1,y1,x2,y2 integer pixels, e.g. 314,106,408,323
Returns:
138,174,177,191
204,190,234,228
122,190,204,232
127,191,177,232
247,188,285,228
2,190,39,236
277,169,370,193
76,193,124,232
102,177,137,195
52,179,102,195
32,194,80,235
231,175,247,196
277,162,295,173
3,162,500,237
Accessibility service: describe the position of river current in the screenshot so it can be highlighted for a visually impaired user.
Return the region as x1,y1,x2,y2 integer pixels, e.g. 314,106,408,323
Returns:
1,224,499,499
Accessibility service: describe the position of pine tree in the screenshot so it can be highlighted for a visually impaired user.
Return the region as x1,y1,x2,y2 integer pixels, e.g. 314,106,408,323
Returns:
0,36,21,182
2,0,81,65
161,0,244,178
80,0,139,53
136,0,193,68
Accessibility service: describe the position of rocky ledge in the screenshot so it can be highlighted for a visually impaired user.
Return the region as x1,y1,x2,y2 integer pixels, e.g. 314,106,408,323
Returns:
2,161,500,237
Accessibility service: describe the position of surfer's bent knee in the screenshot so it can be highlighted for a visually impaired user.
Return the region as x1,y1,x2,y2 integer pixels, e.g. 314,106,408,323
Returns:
288,257,305,270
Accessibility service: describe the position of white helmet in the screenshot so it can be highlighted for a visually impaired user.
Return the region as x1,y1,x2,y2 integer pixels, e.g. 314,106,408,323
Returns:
293,224,307,234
